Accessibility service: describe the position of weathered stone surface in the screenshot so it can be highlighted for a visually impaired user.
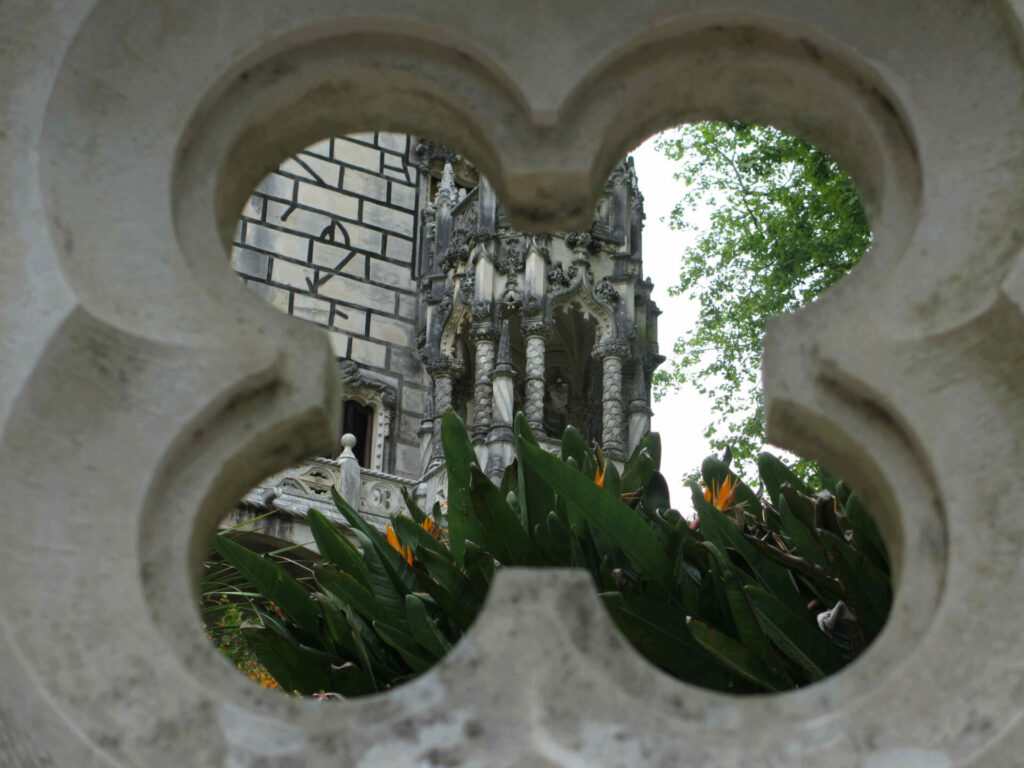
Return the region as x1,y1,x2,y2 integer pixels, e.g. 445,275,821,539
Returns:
2,1,1024,766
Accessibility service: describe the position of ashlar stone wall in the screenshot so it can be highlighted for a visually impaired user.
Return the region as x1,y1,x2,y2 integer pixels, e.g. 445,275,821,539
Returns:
232,133,427,477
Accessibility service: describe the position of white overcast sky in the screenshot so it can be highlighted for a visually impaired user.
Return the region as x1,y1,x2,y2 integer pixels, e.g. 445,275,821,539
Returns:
629,134,716,508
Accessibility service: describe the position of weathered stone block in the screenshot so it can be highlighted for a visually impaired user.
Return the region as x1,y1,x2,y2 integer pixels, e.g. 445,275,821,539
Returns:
265,200,333,238
397,292,417,319
369,257,413,287
318,274,395,312
291,294,332,326
333,139,382,172
390,181,416,210
297,152,342,187
350,337,387,368
231,247,269,279
330,304,367,335
402,385,428,414
246,223,310,262
386,235,414,264
311,241,365,276
362,201,414,237
377,132,407,153
369,314,414,346
270,259,314,290
254,172,295,200
342,167,388,201
295,181,359,219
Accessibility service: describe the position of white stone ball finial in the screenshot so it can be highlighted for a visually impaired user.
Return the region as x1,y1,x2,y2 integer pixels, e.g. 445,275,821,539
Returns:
339,433,358,460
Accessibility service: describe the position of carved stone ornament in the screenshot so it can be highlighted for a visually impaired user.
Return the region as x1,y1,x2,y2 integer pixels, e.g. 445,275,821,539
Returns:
471,299,493,321
522,319,549,337
547,263,571,287
521,293,543,317
496,241,525,275
458,275,476,303
565,231,593,253
500,283,523,316
413,138,457,171
595,277,619,304
425,356,465,378
592,340,629,360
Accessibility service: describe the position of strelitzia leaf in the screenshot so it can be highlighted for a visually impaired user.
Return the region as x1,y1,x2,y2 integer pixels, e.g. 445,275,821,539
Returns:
405,593,451,659
441,410,484,567
519,439,673,589
214,535,320,637
744,585,845,680
307,508,371,589
241,627,335,695
687,618,792,692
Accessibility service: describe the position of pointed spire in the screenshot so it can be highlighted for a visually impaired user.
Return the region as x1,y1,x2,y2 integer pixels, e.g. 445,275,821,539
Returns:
494,319,515,374
436,161,458,207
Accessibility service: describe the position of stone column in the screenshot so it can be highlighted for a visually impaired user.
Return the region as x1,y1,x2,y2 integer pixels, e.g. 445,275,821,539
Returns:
335,433,361,511
627,367,652,455
486,319,516,479
522,318,548,434
594,342,627,459
427,356,463,461
470,323,497,442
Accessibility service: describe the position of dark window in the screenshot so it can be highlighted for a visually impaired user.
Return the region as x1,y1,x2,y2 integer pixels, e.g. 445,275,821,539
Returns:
341,400,374,467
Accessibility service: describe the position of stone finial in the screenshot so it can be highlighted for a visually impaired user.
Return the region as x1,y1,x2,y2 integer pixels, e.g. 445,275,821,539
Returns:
494,318,514,373
436,161,459,207
339,432,358,460
336,433,361,509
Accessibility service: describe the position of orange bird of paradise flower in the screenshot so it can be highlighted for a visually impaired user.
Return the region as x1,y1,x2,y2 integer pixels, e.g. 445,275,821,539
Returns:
703,476,737,511
387,517,446,565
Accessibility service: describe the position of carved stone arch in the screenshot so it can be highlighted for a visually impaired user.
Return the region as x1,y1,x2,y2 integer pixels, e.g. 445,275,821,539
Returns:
439,291,475,362
546,269,617,345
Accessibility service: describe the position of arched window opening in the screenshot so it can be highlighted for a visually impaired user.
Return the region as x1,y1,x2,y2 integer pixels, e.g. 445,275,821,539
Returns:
341,399,374,467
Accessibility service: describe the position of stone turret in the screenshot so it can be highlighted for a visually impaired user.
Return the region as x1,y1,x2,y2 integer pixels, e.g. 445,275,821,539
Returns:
418,152,662,470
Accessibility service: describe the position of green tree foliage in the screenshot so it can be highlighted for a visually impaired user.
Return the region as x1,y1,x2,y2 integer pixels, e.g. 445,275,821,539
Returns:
652,122,872,474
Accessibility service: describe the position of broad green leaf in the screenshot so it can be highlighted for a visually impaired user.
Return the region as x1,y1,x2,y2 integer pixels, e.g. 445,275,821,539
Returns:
241,627,334,695
330,487,418,593
214,535,320,637
601,594,750,693
687,618,792,692
373,621,433,673
519,439,673,589
441,410,484,566
401,486,428,525
744,585,845,680
776,495,827,569
307,508,371,589
468,464,532,564
690,485,805,615
758,452,811,508
405,594,451,659
314,564,389,626
820,532,890,639
844,493,890,572
462,540,494,603
559,425,589,471
516,435,558,534
393,515,450,562
353,530,408,630
412,561,478,632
